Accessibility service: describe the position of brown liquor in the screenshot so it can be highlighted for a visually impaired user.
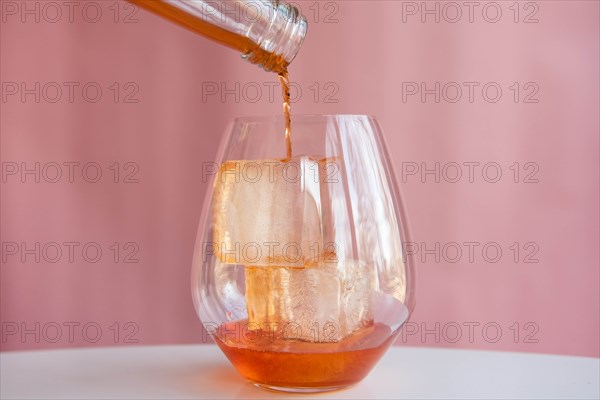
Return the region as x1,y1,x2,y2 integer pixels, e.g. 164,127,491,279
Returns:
212,321,396,390
278,70,293,159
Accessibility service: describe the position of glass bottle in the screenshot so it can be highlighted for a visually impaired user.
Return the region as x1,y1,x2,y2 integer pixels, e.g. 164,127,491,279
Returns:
130,0,308,73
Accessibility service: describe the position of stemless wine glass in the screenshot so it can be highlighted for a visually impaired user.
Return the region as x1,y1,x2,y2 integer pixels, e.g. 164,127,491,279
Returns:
191,115,415,392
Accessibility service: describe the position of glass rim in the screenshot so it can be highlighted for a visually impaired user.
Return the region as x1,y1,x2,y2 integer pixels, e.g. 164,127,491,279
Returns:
230,114,378,124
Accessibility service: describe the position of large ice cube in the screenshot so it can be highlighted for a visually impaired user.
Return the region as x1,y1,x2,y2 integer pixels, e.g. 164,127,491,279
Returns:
212,156,373,342
245,260,374,342
212,157,326,267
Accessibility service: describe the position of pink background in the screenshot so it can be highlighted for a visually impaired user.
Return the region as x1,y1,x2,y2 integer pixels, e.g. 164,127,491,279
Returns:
1,0,598,357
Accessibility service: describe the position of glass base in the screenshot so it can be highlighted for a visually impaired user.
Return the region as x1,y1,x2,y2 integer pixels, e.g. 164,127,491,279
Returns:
253,383,354,393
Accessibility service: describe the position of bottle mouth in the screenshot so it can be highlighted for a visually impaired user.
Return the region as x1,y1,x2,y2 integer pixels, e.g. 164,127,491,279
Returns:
244,2,308,72
274,3,308,65
243,46,289,74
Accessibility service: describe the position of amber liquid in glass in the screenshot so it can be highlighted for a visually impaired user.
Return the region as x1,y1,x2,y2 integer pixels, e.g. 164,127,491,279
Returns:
212,321,395,389
131,0,294,158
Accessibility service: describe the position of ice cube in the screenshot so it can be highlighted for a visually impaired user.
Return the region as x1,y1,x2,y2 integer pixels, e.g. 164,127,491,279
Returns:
212,157,325,267
214,261,248,321
212,156,373,342
338,260,375,336
245,260,374,342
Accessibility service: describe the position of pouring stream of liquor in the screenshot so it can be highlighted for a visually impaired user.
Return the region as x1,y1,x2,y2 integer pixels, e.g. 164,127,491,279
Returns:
129,0,294,158
278,69,292,159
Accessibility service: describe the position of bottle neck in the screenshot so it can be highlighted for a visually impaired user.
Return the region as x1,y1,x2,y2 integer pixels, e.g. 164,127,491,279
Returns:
243,1,307,72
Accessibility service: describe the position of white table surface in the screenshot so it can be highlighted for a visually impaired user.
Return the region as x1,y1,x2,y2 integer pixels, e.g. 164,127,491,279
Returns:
1,345,598,399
